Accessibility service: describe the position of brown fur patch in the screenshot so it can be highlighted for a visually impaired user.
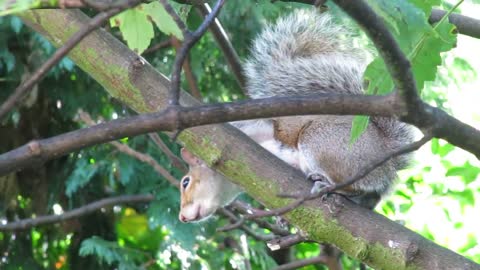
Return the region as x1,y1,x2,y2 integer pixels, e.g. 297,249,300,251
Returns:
273,117,313,148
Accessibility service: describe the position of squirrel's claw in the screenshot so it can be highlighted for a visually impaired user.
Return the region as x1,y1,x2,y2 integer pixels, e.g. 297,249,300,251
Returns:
307,173,333,195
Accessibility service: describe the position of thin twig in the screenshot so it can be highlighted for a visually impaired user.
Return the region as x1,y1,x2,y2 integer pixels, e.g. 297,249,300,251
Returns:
0,0,142,120
143,39,172,54
148,133,187,173
244,198,306,219
273,256,331,270
217,208,274,241
110,141,180,187
230,201,290,236
171,37,202,99
0,194,154,231
217,216,245,232
77,110,179,187
266,234,306,251
158,0,188,34
168,0,226,106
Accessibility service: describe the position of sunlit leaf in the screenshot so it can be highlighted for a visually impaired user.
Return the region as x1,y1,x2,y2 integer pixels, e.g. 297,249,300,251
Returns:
144,2,185,41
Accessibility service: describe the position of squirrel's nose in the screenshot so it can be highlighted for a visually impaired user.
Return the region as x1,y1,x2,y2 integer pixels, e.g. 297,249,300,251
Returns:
179,214,187,223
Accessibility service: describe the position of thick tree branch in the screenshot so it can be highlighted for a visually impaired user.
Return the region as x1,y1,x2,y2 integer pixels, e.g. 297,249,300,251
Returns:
17,9,480,269
0,194,154,231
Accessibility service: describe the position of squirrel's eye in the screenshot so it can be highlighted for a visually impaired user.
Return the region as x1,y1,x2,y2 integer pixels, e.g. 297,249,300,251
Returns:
182,177,190,189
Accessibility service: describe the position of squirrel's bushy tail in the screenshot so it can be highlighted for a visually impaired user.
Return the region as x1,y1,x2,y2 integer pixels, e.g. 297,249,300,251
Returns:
244,9,366,99
244,9,414,166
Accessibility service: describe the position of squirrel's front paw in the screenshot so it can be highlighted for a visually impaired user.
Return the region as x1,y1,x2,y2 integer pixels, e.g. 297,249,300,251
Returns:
307,173,333,195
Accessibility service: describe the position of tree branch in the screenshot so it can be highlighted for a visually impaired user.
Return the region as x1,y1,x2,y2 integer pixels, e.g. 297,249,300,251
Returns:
266,234,306,251
273,256,335,270
0,194,154,231
0,94,397,177
148,133,187,173
171,37,203,99
429,9,480,39
143,39,172,54
216,208,274,241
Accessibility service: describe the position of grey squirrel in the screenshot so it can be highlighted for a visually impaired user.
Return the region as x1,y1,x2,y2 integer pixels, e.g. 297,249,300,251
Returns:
178,9,413,223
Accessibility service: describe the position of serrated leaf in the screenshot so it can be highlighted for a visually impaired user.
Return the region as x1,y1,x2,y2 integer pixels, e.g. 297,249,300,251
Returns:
351,0,458,142
110,7,154,54
408,0,441,16
144,2,184,41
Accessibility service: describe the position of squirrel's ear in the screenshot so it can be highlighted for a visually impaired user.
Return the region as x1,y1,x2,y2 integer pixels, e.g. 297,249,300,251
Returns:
181,148,200,166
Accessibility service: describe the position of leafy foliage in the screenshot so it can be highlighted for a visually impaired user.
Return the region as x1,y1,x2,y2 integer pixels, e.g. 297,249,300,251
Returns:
79,236,147,270
349,0,458,142
110,2,185,54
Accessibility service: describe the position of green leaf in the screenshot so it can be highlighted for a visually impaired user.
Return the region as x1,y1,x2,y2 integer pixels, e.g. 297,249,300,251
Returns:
364,0,457,95
110,7,154,54
459,235,478,253
351,0,458,142
446,162,480,185
349,115,370,144
449,189,475,207
65,158,102,197
408,0,441,16
431,138,455,157
79,236,145,269
144,2,185,41
452,57,477,82
0,0,30,16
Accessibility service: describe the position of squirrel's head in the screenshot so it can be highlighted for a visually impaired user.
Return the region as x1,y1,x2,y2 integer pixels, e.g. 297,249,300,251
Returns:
179,148,241,223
